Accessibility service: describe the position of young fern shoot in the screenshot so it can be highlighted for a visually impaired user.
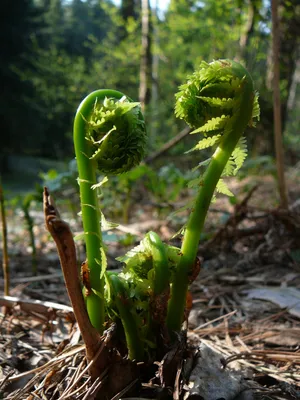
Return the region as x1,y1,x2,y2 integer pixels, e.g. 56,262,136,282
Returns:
166,59,259,334
58,58,258,365
73,90,146,333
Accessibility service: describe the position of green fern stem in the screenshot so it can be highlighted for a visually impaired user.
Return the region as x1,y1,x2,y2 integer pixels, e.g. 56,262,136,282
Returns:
109,274,144,360
166,60,256,334
147,231,169,295
74,89,146,334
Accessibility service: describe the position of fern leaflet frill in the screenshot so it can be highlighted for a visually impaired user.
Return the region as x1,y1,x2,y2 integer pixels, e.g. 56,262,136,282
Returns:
197,96,235,109
191,115,230,134
187,135,221,153
232,136,248,174
251,91,260,126
216,179,234,197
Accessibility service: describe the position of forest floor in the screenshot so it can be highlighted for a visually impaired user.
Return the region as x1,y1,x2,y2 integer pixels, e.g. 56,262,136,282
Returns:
0,169,300,399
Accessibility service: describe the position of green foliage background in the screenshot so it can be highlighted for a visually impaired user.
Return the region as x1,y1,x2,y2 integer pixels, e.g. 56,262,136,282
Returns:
0,0,299,178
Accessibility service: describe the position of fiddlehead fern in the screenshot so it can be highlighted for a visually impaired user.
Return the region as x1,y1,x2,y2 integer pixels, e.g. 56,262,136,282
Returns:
86,95,147,174
74,90,146,333
166,59,259,334
112,232,179,354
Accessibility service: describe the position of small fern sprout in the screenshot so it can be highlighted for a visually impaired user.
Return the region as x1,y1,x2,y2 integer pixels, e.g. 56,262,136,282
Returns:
167,59,260,334
109,274,144,360
73,89,147,333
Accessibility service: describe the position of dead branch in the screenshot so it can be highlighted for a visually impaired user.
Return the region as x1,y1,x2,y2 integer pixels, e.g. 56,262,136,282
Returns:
43,187,104,379
145,126,191,163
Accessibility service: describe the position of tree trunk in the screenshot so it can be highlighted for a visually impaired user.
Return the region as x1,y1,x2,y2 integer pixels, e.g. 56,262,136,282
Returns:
278,0,300,125
121,0,140,21
271,0,288,209
267,0,300,128
150,0,159,145
237,0,259,61
120,0,140,40
139,0,152,112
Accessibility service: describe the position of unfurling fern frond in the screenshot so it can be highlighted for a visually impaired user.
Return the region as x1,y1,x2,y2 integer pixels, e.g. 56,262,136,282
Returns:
73,89,147,333
86,96,147,175
167,59,260,334
175,60,259,194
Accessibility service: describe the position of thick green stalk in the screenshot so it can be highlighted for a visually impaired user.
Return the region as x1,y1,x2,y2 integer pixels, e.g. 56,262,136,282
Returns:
147,231,169,295
109,274,144,360
73,89,125,333
167,61,256,334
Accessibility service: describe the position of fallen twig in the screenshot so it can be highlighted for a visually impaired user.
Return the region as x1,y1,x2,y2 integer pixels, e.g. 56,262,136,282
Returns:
0,295,73,318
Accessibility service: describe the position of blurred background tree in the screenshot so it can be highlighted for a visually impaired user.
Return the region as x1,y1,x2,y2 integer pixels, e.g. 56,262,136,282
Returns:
0,0,299,188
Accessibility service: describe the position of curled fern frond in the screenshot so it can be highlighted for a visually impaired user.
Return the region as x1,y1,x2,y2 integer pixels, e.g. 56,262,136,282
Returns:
175,59,259,146
167,60,260,335
86,95,147,175
73,89,147,333
175,59,259,186
117,234,181,285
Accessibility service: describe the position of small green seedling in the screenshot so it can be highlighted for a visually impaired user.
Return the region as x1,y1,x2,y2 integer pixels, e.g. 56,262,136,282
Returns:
9,186,43,275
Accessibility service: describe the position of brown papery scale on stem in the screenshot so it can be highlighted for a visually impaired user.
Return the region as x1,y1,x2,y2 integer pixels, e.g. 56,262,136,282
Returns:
81,260,92,296
150,287,170,324
188,256,201,284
